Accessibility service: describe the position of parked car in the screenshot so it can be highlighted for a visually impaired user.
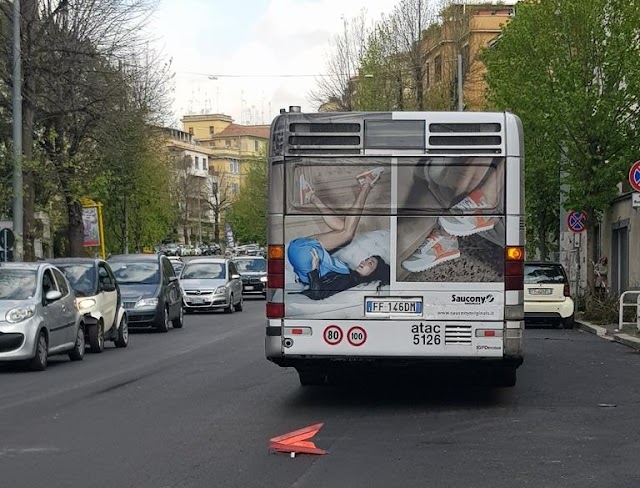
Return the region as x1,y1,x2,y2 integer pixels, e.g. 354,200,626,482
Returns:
108,254,183,332
0,262,85,371
48,258,128,352
232,256,267,298
180,258,243,313
201,243,222,256
167,256,185,276
524,261,575,329
162,243,180,256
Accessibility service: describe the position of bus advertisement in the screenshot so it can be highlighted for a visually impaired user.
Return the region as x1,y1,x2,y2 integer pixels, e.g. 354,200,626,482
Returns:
265,108,525,387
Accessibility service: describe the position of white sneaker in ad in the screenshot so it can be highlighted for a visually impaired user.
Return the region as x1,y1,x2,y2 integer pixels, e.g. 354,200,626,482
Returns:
356,167,385,187
401,230,461,272
299,174,315,204
439,190,496,236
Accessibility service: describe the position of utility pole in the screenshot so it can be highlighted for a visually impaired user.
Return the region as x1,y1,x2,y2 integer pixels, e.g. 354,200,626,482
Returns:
12,0,23,261
457,54,464,111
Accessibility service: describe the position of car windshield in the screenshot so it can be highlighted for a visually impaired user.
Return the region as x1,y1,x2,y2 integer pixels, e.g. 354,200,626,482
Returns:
56,264,96,297
110,262,160,285
524,264,566,284
181,262,225,280
0,269,38,300
233,259,266,273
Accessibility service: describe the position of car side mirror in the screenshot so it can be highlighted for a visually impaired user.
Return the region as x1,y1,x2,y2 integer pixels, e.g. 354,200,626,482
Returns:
231,274,240,280
102,283,116,292
45,290,62,302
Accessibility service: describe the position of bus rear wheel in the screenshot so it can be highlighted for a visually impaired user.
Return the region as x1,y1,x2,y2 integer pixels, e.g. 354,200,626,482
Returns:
297,368,326,386
489,366,517,388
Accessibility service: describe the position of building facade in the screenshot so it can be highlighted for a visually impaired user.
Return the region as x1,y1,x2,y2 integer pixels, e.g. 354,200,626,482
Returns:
160,127,218,245
421,0,518,110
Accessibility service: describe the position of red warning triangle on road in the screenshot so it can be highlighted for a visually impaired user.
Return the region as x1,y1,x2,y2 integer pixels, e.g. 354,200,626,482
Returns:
269,423,328,455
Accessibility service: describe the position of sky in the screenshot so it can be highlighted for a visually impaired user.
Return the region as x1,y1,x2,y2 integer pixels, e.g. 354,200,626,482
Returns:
149,0,396,128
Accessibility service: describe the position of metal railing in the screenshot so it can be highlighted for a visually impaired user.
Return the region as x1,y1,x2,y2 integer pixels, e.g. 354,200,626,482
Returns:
618,291,640,332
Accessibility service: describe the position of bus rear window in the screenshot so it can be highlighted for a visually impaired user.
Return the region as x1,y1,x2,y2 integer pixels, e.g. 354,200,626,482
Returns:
365,120,425,149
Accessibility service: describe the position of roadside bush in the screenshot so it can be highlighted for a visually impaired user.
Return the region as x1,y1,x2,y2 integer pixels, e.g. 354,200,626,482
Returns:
585,292,621,325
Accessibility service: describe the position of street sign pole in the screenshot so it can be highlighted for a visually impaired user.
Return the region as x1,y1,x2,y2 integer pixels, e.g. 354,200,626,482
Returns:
12,0,23,262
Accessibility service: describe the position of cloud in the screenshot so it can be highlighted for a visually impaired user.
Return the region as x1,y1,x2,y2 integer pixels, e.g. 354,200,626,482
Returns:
152,0,395,127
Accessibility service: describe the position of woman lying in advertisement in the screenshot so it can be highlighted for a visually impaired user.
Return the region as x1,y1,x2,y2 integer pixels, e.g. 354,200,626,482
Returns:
287,168,391,301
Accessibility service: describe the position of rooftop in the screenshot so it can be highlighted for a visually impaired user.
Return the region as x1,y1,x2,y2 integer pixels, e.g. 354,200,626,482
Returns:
211,124,271,140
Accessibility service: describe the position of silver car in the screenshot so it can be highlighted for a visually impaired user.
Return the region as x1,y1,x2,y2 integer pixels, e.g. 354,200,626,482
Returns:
0,263,85,371
180,258,243,313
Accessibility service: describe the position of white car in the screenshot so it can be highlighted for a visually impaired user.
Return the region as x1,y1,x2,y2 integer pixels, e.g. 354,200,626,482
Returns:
180,258,244,313
50,258,128,351
524,261,575,329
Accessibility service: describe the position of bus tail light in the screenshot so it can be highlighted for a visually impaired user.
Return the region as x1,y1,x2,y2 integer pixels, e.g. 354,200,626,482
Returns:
505,246,524,291
267,245,285,319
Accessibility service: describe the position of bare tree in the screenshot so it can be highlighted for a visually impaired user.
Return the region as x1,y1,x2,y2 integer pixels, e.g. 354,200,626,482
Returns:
309,10,371,111
206,170,235,244
0,0,167,258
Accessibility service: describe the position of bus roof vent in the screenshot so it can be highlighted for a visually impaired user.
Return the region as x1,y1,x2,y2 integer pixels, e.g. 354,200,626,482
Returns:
426,122,504,155
287,122,362,155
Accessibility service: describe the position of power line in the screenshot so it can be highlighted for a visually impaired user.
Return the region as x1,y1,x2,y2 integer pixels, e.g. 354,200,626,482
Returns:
178,71,341,79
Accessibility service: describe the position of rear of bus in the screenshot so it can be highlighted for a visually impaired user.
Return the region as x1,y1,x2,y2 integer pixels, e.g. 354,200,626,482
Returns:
265,109,524,387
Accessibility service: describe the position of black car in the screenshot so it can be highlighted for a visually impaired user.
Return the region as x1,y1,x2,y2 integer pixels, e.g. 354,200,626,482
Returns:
232,256,267,297
107,254,183,332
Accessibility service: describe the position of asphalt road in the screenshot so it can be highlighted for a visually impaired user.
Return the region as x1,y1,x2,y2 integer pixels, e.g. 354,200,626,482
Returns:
1,301,640,488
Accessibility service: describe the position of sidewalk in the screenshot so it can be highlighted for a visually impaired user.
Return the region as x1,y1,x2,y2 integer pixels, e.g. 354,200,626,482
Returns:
576,315,640,352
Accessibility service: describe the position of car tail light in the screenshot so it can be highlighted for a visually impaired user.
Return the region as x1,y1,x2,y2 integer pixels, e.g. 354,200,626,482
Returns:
267,245,285,319
564,281,571,297
505,246,524,291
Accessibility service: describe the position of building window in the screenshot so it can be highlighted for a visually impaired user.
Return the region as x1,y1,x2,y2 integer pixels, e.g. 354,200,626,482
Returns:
194,156,199,170
209,126,215,135
203,158,208,170
231,183,239,194
425,62,430,87
434,55,442,83
188,127,194,136
225,139,231,148
229,161,239,174
254,140,259,152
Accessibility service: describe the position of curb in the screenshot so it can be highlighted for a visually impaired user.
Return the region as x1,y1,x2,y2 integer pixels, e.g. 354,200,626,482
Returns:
576,320,640,351
576,320,612,340
613,333,640,352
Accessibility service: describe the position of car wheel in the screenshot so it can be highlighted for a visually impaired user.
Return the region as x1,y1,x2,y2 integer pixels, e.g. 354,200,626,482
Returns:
28,331,48,371
562,315,575,329
157,307,170,333
88,321,105,353
235,294,244,312
224,295,234,314
69,325,86,361
173,306,184,329
114,314,129,348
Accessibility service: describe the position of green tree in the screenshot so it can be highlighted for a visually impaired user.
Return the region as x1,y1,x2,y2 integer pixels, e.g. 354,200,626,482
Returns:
226,158,267,246
483,0,640,291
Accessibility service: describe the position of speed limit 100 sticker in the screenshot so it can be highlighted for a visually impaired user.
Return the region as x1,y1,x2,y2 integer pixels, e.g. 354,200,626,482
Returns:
323,325,343,345
347,326,367,347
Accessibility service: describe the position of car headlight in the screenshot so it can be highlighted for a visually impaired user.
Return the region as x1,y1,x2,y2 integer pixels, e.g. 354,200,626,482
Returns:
260,276,268,282
214,286,226,294
77,298,97,311
6,306,35,323
135,298,158,308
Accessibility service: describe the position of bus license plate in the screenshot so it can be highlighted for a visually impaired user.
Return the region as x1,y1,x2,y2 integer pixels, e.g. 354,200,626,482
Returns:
366,298,423,315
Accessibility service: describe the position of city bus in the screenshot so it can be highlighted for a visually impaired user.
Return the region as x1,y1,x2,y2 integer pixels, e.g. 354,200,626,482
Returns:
265,108,525,387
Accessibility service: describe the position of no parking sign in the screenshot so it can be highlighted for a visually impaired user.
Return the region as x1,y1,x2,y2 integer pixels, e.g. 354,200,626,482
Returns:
567,211,587,233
